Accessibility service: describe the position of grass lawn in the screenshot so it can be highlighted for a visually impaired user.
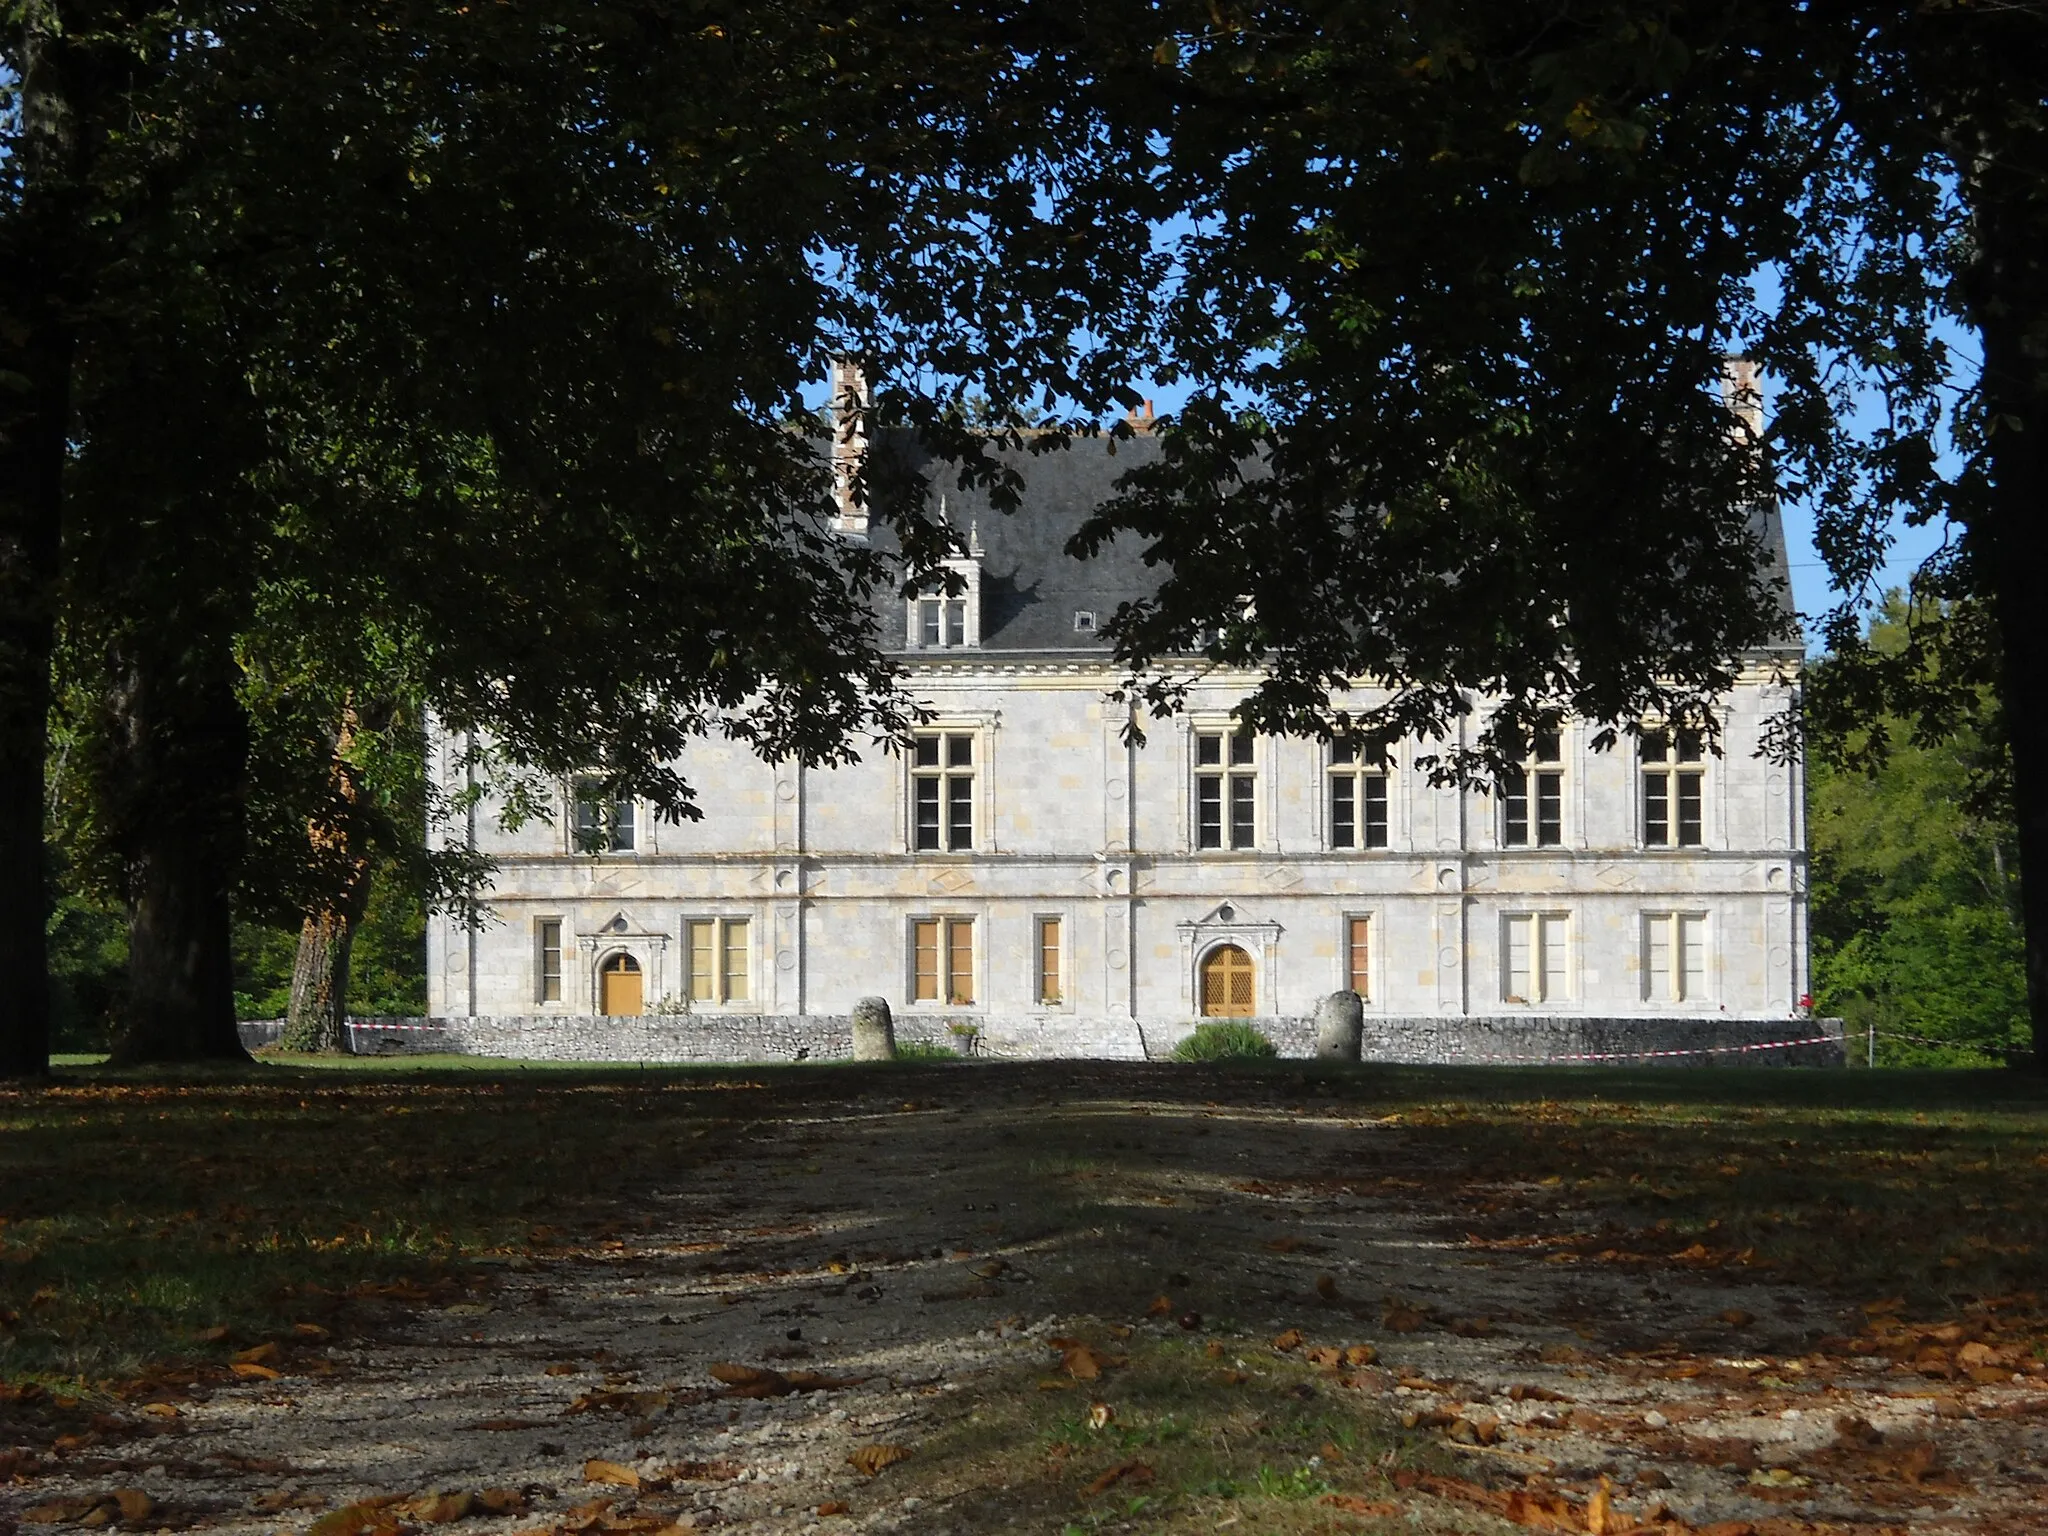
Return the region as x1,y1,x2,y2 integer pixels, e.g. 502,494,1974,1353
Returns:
4,1060,2046,1534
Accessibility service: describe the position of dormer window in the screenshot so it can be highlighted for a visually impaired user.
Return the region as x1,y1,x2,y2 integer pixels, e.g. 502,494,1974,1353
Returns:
906,553,981,649
1073,610,1098,635
917,597,968,648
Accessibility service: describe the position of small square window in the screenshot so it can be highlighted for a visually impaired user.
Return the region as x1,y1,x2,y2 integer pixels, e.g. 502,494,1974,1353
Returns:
1073,610,1097,634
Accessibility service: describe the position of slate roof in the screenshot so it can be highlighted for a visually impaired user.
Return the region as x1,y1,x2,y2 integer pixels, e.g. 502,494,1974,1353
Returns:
862,432,1163,653
858,431,1799,656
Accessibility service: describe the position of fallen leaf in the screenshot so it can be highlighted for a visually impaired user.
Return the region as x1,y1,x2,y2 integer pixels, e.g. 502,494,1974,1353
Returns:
848,1444,911,1477
1382,1304,1427,1333
1145,1296,1173,1317
1449,1316,1493,1338
230,1362,282,1381
1083,1460,1153,1496
410,1491,475,1523
111,1491,153,1523
1088,1401,1113,1431
232,1341,281,1366
22,1501,103,1526
1272,1328,1305,1352
196,1325,231,1344
1315,1274,1340,1301
293,1321,332,1340
1343,1344,1377,1366
545,1363,581,1376
815,1502,850,1517
1719,1309,1756,1328
475,1490,527,1514
142,1402,181,1419
584,1460,642,1490
307,1503,406,1536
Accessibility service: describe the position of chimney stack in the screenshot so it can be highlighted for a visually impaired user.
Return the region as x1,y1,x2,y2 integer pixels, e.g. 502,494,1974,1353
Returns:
830,357,870,533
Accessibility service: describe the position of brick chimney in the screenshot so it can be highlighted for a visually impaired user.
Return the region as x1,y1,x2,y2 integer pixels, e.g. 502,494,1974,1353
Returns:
830,356,869,534
1720,356,1763,439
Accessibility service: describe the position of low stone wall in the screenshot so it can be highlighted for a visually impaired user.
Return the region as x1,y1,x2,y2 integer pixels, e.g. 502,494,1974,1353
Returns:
238,1011,1843,1067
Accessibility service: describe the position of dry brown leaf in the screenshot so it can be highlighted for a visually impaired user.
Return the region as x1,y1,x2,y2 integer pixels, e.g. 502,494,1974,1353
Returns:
1315,1273,1340,1301
815,1502,850,1518
307,1503,407,1536
1061,1345,1108,1380
1343,1344,1377,1367
196,1325,231,1344
1271,1328,1305,1352
1204,1340,1225,1358
1320,1494,1399,1516
410,1492,475,1523
22,1500,104,1526
545,1363,580,1376
1382,1304,1427,1333
1718,1309,1756,1328
584,1460,642,1490
1305,1346,1344,1369
141,1402,180,1419
474,1490,527,1515
111,1490,153,1524
230,1362,282,1381
1145,1296,1173,1317
232,1341,281,1366
848,1444,911,1477
293,1321,332,1340
1082,1460,1153,1496
1449,1316,1494,1338
1087,1401,1113,1431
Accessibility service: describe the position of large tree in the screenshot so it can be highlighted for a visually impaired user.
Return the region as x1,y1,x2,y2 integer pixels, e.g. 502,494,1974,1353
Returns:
3,0,1171,1070
1078,2,2048,1061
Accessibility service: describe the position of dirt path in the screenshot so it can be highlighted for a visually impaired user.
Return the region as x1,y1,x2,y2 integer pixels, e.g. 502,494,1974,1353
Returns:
10,1067,2046,1535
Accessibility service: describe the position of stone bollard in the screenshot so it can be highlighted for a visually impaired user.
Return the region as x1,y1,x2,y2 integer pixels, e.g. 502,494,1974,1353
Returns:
1314,990,1364,1062
851,996,897,1061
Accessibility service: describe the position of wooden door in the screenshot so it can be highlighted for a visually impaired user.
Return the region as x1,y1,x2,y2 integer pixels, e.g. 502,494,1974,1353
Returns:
600,953,643,1016
1200,944,1255,1017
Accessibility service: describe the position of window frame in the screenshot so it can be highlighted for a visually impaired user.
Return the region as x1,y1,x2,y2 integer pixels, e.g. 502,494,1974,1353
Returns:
1501,911,1571,1005
1342,913,1372,1001
1499,730,1564,849
1327,737,1391,850
1192,724,1259,851
910,915,978,1007
1034,914,1066,1008
570,778,638,855
682,915,753,1006
1640,729,1707,848
909,729,978,852
1641,910,1711,1003
536,917,565,1005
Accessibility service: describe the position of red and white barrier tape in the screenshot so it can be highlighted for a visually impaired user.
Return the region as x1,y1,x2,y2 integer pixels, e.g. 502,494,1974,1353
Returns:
1426,1032,1842,1066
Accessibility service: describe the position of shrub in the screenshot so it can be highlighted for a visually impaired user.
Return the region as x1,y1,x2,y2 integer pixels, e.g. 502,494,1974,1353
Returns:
1171,1021,1279,1062
894,1038,962,1062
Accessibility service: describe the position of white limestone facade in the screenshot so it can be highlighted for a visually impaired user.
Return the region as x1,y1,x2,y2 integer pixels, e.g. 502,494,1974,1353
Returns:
426,428,1809,1053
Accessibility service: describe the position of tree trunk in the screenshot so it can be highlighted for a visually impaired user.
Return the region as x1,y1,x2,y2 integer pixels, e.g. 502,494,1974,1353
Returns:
0,3,82,1078
282,910,356,1054
105,643,252,1065
1965,134,2048,1071
279,705,377,1053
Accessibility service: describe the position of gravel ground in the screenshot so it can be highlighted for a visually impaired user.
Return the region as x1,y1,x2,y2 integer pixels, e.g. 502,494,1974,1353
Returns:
7,1068,2046,1535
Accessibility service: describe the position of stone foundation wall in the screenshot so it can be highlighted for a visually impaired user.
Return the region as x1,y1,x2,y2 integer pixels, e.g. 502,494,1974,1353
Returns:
240,1012,1843,1067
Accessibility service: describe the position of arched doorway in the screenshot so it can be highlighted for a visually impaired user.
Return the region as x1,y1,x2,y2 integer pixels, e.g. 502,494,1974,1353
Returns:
1200,944,1256,1017
599,952,643,1016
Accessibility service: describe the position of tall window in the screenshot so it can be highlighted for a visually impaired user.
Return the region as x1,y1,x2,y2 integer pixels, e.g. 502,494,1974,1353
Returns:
1329,737,1389,849
686,918,750,1004
573,780,636,852
1195,728,1257,849
537,920,563,1003
912,917,975,1005
911,732,975,851
1346,917,1371,1000
1503,913,1569,1004
1501,731,1563,848
1642,730,1705,847
1200,944,1256,1016
914,597,968,648
1036,917,1063,1005
1644,913,1708,1001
